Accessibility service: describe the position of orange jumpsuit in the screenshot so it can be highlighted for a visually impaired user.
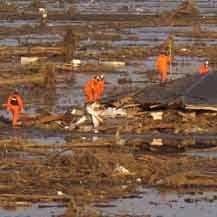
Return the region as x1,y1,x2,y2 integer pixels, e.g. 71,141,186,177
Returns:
198,64,208,75
156,54,171,82
84,78,98,103
7,94,24,127
95,79,105,100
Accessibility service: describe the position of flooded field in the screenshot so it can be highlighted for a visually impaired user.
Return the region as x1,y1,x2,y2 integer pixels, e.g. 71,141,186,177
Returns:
95,188,217,217
0,203,66,217
1,0,217,217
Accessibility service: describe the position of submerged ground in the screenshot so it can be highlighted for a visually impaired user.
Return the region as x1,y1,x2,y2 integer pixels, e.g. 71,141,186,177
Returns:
0,0,217,217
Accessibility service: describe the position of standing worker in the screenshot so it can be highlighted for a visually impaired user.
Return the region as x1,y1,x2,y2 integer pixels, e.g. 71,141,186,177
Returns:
198,61,209,75
84,75,98,103
84,75,105,103
156,51,171,84
7,90,24,127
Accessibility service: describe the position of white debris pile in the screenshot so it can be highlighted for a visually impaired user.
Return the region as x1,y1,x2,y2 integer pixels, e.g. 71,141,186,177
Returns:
70,59,81,67
64,102,127,131
100,107,127,118
112,164,132,176
150,111,163,120
21,57,39,65
86,102,103,128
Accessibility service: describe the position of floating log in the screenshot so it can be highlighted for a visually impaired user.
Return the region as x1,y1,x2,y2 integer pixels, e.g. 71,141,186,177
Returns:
185,104,217,112
21,57,39,65
0,193,70,203
0,46,64,57
100,61,126,67
35,114,65,124
0,74,43,86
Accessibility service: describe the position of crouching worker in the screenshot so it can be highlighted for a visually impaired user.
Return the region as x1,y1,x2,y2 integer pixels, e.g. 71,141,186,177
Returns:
86,102,103,130
7,90,24,127
65,102,103,133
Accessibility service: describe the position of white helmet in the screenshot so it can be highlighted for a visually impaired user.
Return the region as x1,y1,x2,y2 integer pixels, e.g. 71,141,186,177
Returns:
100,74,104,80
95,75,100,81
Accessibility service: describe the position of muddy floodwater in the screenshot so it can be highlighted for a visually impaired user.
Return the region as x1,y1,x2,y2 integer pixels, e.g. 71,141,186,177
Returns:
1,0,217,217
0,203,66,217
95,188,217,217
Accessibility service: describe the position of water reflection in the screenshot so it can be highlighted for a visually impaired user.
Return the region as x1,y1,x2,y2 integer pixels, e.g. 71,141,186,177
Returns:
0,203,66,217
95,188,217,217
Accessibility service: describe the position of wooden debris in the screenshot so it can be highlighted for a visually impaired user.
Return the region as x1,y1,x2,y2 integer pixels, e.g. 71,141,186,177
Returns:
35,114,65,124
185,104,217,112
0,74,43,86
150,138,163,146
21,57,39,65
0,46,64,57
150,112,163,120
0,193,70,203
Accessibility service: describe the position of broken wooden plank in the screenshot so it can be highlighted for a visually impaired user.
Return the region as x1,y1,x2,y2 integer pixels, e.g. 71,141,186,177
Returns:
185,104,217,112
0,193,70,203
0,74,43,86
149,123,174,130
0,46,64,57
31,114,65,125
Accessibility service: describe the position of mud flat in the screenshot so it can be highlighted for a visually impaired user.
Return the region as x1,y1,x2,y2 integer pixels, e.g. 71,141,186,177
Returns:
0,136,217,217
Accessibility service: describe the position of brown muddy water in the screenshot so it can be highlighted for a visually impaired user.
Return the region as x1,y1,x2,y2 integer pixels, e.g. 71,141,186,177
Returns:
94,188,217,217
0,203,66,217
1,0,217,217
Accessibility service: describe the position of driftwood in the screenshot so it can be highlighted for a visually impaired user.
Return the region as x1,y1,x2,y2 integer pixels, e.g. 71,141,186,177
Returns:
0,74,43,86
21,114,65,126
35,114,65,124
148,98,184,110
0,138,117,151
0,193,70,203
0,46,64,57
0,201,32,207
56,62,118,73
185,104,217,112
149,123,174,130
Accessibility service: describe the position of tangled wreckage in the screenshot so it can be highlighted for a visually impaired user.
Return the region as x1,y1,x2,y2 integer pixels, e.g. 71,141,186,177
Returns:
2,72,217,135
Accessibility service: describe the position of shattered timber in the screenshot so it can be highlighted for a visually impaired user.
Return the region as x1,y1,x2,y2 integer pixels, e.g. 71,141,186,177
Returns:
1,0,217,217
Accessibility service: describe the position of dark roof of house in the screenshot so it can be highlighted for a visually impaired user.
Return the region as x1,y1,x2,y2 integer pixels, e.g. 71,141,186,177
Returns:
134,72,217,107
183,72,217,106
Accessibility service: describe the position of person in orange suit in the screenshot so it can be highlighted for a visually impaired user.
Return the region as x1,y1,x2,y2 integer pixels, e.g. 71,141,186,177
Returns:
84,75,99,103
95,75,105,101
7,90,24,127
156,51,171,83
84,75,105,103
198,61,209,75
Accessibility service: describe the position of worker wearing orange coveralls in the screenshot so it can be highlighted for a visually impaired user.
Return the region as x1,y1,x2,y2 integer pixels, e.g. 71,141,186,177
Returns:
7,90,24,127
84,75,98,103
156,51,171,83
198,61,209,75
84,75,105,103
